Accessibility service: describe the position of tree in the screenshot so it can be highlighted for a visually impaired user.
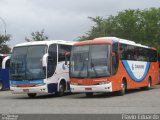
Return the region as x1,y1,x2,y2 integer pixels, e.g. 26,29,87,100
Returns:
78,8,160,51
25,29,48,42
0,34,11,53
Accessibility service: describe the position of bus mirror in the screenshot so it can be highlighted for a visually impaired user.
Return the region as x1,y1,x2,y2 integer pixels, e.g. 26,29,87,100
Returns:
42,53,48,67
2,56,10,69
65,52,70,65
112,52,115,57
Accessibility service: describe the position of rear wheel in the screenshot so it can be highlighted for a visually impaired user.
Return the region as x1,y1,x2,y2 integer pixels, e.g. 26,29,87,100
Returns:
118,80,126,96
27,93,36,98
85,92,93,97
0,81,4,91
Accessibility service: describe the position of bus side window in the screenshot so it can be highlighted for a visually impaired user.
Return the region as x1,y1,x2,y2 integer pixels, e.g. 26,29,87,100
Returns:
120,44,128,60
58,45,72,62
149,50,157,62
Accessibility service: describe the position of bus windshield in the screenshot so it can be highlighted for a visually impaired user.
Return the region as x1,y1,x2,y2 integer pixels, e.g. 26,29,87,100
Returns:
10,45,47,80
70,44,110,78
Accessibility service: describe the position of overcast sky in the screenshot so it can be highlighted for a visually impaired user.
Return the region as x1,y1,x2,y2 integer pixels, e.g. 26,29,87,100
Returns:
0,0,160,47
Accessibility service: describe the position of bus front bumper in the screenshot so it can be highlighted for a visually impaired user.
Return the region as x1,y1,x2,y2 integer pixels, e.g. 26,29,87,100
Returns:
70,82,112,93
10,86,48,94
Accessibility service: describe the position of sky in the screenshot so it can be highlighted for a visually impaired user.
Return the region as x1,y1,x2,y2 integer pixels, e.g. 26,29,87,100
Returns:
0,0,160,47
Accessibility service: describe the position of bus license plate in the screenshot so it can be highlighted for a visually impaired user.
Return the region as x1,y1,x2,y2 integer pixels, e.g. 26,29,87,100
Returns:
85,88,92,91
23,89,29,93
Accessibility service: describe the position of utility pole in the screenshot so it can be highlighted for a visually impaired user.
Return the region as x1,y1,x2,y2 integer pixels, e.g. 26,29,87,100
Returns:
0,17,6,36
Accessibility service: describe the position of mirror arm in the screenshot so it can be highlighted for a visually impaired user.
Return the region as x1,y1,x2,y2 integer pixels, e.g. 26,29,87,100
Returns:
42,53,48,67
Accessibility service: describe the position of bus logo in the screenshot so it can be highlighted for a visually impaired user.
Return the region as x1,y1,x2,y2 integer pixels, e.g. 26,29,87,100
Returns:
122,60,150,82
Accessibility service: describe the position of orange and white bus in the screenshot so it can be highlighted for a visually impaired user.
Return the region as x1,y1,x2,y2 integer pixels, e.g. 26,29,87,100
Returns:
69,37,159,97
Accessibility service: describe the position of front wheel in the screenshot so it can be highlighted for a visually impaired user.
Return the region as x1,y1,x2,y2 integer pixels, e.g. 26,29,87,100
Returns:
0,81,4,91
146,79,152,90
55,82,65,97
118,81,126,96
27,93,37,98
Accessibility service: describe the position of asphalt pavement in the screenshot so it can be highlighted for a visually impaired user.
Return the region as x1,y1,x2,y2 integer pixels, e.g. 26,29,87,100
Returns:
0,85,160,114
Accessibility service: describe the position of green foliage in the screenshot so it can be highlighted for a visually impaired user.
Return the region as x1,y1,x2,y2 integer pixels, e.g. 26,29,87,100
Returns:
25,29,48,42
0,34,11,54
79,8,160,51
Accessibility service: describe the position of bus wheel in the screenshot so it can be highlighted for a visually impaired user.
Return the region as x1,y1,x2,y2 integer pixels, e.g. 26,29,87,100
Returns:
0,81,4,91
85,92,93,97
146,78,152,90
27,93,36,98
118,80,126,96
55,82,65,97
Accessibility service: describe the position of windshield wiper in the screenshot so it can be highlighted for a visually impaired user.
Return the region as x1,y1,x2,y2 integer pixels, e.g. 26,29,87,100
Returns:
91,63,98,77
11,74,24,79
78,60,86,77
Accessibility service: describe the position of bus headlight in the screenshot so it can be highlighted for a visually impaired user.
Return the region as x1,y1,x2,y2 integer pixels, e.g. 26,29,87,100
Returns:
35,83,46,87
70,82,78,85
10,84,16,87
99,81,111,85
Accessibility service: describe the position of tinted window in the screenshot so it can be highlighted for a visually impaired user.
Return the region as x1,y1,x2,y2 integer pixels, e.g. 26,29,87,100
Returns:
47,44,57,78
10,46,47,80
70,44,110,78
120,44,135,60
58,45,72,62
120,44,157,62
89,44,110,77
149,50,157,62
70,45,89,78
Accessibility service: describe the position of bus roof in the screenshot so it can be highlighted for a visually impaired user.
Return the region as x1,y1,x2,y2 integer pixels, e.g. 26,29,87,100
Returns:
14,40,75,47
94,37,152,49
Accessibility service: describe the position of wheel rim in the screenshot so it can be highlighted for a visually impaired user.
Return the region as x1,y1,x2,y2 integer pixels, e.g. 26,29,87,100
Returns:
59,84,64,95
0,82,3,90
148,81,151,88
121,82,125,93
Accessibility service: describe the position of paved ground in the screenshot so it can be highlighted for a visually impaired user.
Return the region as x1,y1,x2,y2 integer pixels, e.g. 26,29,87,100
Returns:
0,85,160,114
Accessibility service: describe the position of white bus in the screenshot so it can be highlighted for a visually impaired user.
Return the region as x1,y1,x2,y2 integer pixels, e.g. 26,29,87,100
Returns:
10,40,74,97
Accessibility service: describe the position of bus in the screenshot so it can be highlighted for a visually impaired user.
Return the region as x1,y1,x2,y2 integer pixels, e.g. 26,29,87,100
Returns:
10,40,74,97
69,37,159,97
158,52,160,82
0,54,10,91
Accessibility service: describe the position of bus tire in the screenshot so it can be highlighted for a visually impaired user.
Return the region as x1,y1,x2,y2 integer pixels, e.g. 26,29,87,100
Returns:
146,78,152,90
27,93,36,98
85,92,93,97
0,81,4,91
118,80,126,96
55,82,65,97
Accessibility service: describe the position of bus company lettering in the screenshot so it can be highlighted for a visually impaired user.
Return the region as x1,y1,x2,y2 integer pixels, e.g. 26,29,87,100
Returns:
132,64,144,69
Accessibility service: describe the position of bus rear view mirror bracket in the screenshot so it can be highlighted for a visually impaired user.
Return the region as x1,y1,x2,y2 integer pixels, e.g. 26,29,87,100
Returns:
112,52,115,57
65,52,70,65
42,53,48,67
2,56,10,69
